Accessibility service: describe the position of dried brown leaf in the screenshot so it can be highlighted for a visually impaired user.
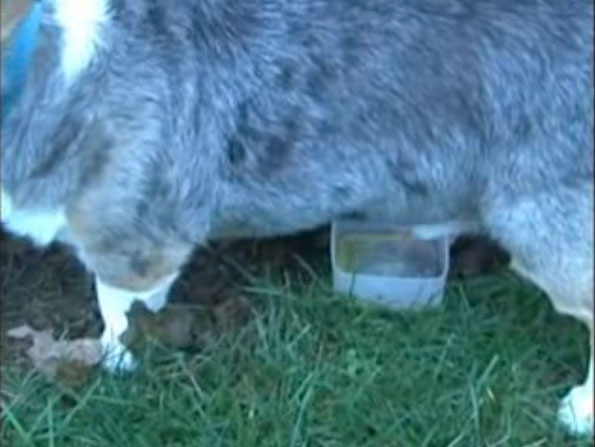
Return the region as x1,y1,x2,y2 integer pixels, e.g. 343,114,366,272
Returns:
6,324,101,386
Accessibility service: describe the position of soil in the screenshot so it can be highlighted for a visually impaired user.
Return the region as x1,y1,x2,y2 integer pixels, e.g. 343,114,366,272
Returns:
0,226,508,365
0,228,330,364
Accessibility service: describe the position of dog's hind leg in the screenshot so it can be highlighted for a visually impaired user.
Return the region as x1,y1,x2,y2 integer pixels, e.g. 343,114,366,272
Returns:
484,182,593,437
67,208,193,373
92,270,182,372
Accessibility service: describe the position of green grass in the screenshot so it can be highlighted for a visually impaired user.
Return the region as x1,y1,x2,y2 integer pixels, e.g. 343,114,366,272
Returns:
1,270,592,447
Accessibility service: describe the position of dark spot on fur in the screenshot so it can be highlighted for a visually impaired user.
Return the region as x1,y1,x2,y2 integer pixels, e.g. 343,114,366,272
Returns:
257,117,300,173
134,163,174,224
28,113,83,178
146,2,170,37
332,185,353,201
306,56,337,102
229,102,303,175
282,117,299,141
79,145,109,186
341,34,362,66
261,135,292,172
29,117,111,187
277,62,297,91
129,252,152,278
97,237,118,254
512,115,534,143
237,102,249,122
315,119,336,138
77,123,112,188
227,138,247,166
135,199,150,220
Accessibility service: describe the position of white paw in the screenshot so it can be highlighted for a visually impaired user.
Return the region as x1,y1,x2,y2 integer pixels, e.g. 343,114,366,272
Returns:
100,334,138,374
558,384,594,437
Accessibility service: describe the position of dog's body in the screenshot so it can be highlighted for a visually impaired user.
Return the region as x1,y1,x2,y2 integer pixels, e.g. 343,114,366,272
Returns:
1,0,593,436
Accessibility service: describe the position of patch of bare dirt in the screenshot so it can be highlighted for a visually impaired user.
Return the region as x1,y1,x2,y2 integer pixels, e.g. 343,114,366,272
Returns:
0,228,330,367
1,227,508,370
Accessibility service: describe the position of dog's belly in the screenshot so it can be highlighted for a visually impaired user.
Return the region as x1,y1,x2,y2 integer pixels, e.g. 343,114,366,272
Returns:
209,180,478,241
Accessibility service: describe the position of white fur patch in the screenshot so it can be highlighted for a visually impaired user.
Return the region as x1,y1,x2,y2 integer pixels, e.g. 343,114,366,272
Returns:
1,187,66,246
412,220,478,244
1,188,14,219
95,274,178,373
52,0,109,82
558,355,594,437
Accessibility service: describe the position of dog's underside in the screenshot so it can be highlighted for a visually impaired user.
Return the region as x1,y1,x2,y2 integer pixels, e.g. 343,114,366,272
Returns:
1,0,593,436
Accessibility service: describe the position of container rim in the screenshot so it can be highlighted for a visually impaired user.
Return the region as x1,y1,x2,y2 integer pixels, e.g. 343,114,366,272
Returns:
330,219,450,280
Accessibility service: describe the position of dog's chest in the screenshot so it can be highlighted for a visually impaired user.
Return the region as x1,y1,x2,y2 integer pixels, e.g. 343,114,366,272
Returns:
1,187,66,246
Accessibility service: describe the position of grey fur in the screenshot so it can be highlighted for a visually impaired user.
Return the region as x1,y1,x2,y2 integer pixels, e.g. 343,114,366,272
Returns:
5,0,593,280
1,0,593,424
4,0,592,240
2,1,592,274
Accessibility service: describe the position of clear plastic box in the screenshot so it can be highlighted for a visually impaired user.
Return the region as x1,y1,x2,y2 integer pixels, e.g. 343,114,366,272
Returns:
330,219,450,309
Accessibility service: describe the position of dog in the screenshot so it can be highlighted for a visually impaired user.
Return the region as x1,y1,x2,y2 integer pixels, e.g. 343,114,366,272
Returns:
1,0,592,436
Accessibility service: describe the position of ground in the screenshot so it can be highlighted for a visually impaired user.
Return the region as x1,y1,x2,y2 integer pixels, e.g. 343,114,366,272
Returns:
0,229,592,447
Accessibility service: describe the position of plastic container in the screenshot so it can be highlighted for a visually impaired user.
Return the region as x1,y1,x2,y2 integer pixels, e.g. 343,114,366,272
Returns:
330,219,450,309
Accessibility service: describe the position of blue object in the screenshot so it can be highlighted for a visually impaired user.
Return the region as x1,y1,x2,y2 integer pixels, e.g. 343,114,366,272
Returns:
2,0,43,123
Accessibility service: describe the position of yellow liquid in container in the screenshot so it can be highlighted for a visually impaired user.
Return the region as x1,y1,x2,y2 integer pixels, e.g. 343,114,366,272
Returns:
335,232,442,277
